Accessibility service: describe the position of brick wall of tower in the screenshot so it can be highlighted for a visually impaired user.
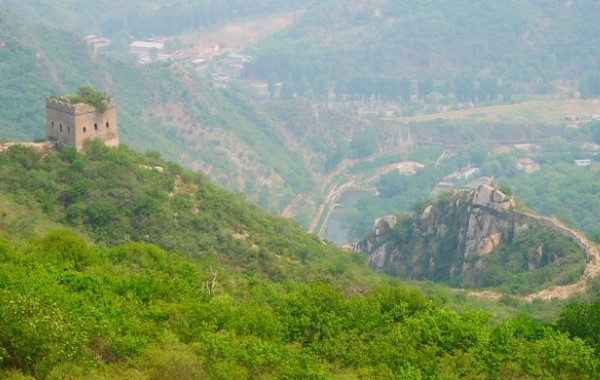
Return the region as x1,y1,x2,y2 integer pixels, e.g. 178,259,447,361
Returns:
46,97,119,151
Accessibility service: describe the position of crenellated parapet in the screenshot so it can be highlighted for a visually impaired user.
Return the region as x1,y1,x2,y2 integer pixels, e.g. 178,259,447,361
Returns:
46,97,115,116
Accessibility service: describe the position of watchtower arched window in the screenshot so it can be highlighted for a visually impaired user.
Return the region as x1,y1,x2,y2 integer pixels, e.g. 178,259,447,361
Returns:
67,126,70,133
59,123,63,133
83,127,87,133
51,121,55,128
94,123,98,131
106,122,110,128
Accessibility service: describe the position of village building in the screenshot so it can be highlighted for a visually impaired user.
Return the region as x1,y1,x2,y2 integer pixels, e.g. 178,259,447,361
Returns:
493,145,512,154
84,35,112,53
516,157,541,173
513,143,542,154
129,41,165,55
574,159,592,167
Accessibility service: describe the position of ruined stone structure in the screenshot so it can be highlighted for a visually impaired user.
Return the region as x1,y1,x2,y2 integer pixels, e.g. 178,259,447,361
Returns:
46,96,119,150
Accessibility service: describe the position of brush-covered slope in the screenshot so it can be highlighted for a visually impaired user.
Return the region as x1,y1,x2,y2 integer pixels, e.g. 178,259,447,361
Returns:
247,0,600,90
0,141,334,282
1,142,600,379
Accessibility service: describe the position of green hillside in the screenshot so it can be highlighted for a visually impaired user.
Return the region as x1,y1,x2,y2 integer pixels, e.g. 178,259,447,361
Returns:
1,142,600,379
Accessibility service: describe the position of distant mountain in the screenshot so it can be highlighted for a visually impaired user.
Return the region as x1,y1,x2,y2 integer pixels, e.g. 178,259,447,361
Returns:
246,0,600,93
1,0,310,37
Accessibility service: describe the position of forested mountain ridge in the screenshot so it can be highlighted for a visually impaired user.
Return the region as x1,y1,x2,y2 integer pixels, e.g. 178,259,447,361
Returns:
246,0,600,98
2,141,600,379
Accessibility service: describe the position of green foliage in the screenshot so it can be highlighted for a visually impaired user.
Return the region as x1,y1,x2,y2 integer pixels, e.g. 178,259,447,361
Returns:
0,291,92,378
3,1,312,39
0,145,599,378
35,229,95,270
509,162,600,235
392,214,412,243
580,70,600,99
66,86,111,113
0,10,323,211
558,294,600,352
474,227,585,293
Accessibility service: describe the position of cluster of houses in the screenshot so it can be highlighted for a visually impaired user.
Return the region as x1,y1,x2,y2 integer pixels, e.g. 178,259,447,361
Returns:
128,38,220,66
128,38,253,85
84,34,252,84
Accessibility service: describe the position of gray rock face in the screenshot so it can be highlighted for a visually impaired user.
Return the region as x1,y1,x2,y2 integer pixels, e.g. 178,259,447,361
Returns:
374,215,397,236
353,185,522,282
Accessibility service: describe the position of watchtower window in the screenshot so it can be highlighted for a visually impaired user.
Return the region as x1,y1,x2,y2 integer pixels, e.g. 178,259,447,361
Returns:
67,126,70,133
106,122,110,128
94,123,98,131
51,121,55,128
83,127,87,133
59,123,63,133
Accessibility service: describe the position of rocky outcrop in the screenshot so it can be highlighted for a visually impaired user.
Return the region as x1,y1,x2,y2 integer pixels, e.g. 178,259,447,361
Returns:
354,185,517,281
353,185,594,292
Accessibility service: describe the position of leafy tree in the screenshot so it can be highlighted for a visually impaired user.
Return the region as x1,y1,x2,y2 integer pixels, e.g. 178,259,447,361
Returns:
558,294,600,351
65,86,111,112
36,229,95,270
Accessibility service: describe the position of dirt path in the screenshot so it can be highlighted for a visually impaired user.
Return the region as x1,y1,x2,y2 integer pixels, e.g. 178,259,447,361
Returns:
306,158,355,233
308,157,422,237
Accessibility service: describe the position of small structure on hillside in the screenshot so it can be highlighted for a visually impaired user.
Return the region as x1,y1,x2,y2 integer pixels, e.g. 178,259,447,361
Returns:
516,157,541,173
574,159,591,167
46,87,118,151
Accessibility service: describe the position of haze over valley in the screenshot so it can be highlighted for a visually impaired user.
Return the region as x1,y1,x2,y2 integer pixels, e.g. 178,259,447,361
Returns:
3,1,600,378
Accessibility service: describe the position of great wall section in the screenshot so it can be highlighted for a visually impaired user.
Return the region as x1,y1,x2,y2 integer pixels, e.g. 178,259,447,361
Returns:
471,212,600,302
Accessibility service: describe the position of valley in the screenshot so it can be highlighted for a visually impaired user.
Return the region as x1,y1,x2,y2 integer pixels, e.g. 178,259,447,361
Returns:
3,2,600,246
3,1,600,378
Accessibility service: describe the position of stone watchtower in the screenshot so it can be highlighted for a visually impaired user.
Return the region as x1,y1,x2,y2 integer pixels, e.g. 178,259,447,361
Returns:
46,91,119,150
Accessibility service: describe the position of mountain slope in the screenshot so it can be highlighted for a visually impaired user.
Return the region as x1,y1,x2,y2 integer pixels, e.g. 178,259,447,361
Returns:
0,141,340,283
1,143,600,379
246,0,600,88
